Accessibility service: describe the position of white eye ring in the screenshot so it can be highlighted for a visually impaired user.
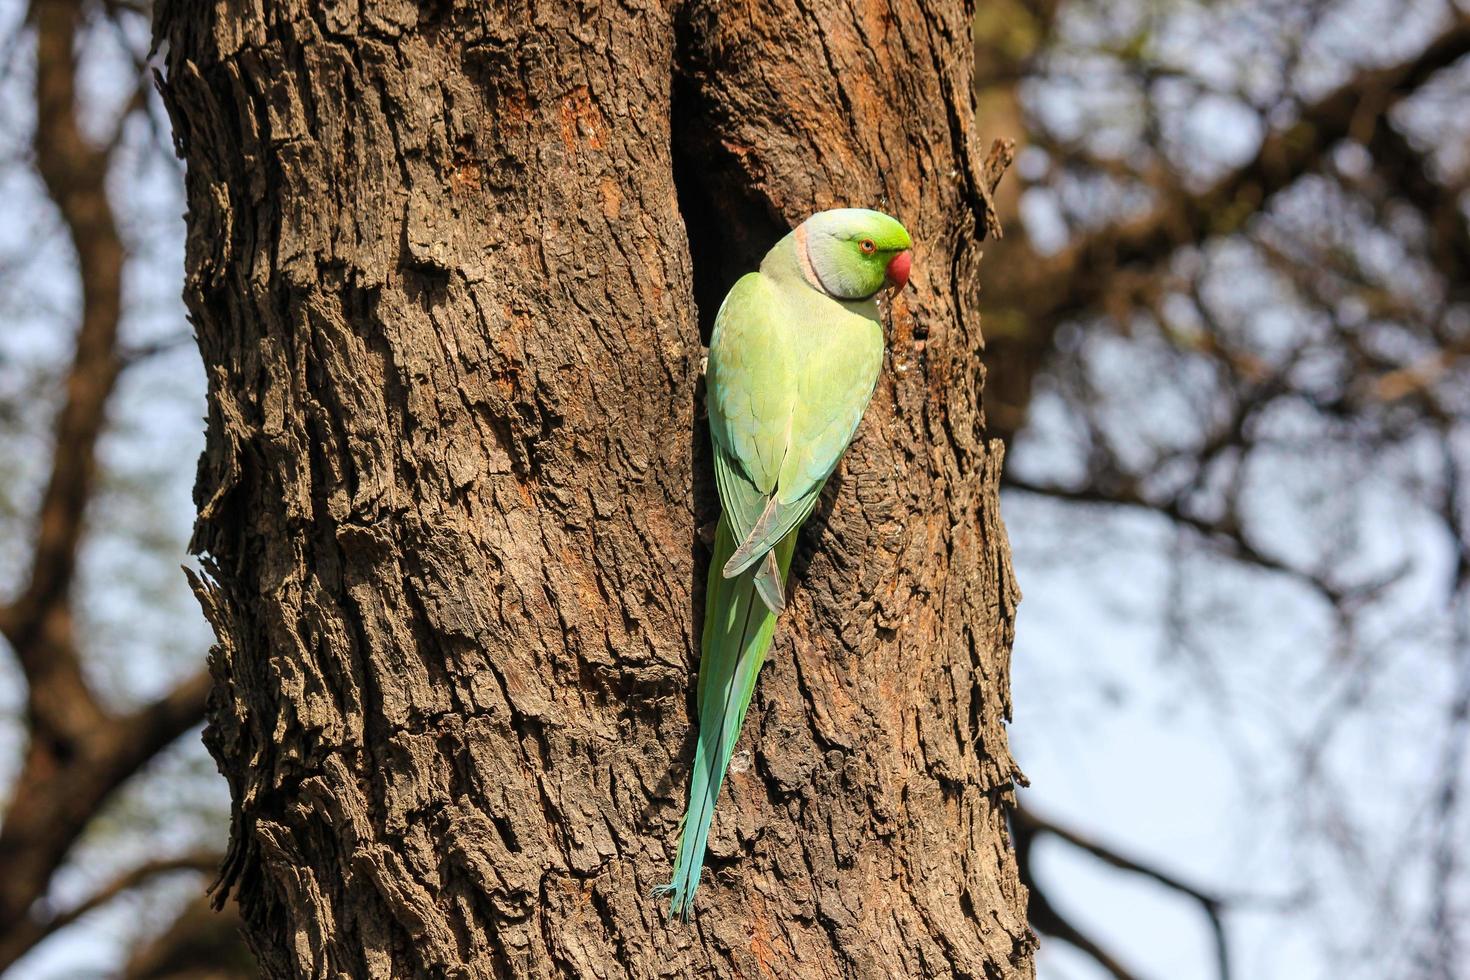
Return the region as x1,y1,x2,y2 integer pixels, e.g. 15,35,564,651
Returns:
860,239,876,254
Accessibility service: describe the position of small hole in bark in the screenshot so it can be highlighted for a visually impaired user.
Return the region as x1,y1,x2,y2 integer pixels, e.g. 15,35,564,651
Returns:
418,0,452,31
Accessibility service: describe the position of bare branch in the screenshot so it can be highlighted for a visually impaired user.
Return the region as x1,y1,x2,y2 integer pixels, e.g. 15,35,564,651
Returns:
34,852,220,942
0,0,127,735
1016,805,1233,980
0,4,219,968
121,331,196,366
1003,473,1346,602
0,668,211,971
123,891,253,980
1013,807,1143,980
117,669,213,774
982,16,1470,443
1065,13,1470,306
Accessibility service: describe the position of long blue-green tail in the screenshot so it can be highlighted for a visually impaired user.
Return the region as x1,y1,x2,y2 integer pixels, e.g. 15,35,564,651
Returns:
655,514,797,920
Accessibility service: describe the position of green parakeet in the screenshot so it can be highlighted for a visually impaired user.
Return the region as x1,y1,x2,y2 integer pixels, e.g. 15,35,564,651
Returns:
656,208,914,919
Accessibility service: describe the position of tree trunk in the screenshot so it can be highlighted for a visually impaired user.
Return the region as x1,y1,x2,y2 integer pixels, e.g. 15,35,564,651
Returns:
156,0,1030,976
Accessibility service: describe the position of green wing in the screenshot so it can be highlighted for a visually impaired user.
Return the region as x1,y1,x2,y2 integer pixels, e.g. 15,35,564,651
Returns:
721,335,872,579
722,488,822,580
708,271,879,591
706,273,799,608
707,273,792,508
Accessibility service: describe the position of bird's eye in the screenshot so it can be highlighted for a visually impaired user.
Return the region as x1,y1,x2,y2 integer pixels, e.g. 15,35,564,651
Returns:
860,239,876,254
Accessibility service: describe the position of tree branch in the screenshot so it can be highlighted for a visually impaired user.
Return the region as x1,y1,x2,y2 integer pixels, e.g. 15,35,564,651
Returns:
0,0,126,738
981,15,1470,443
0,669,212,972
1002,472,1347,603
1016,804,1233,980
121,330,197,366
34,852,221,943
1052,14,1470,319
116,669,214,778
1013,806,1142,980
123,890,254,980
0,4,216,967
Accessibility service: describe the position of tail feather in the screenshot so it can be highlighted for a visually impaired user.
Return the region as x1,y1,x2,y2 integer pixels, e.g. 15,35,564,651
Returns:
656,515,797,919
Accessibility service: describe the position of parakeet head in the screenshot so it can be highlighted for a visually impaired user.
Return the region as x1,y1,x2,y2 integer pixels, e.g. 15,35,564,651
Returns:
794,208,914,301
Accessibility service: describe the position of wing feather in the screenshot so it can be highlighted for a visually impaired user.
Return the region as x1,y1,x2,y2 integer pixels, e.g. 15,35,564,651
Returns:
707,273,793,547
706,268,880,592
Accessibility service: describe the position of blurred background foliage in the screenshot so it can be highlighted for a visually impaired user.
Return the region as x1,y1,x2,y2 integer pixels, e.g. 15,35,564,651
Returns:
0,0,1465,977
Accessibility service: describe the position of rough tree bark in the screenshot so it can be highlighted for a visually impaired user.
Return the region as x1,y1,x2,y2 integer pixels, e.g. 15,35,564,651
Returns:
156,0,1028,976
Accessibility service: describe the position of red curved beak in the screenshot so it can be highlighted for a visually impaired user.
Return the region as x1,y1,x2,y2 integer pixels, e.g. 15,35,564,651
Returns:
886,249,912,290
